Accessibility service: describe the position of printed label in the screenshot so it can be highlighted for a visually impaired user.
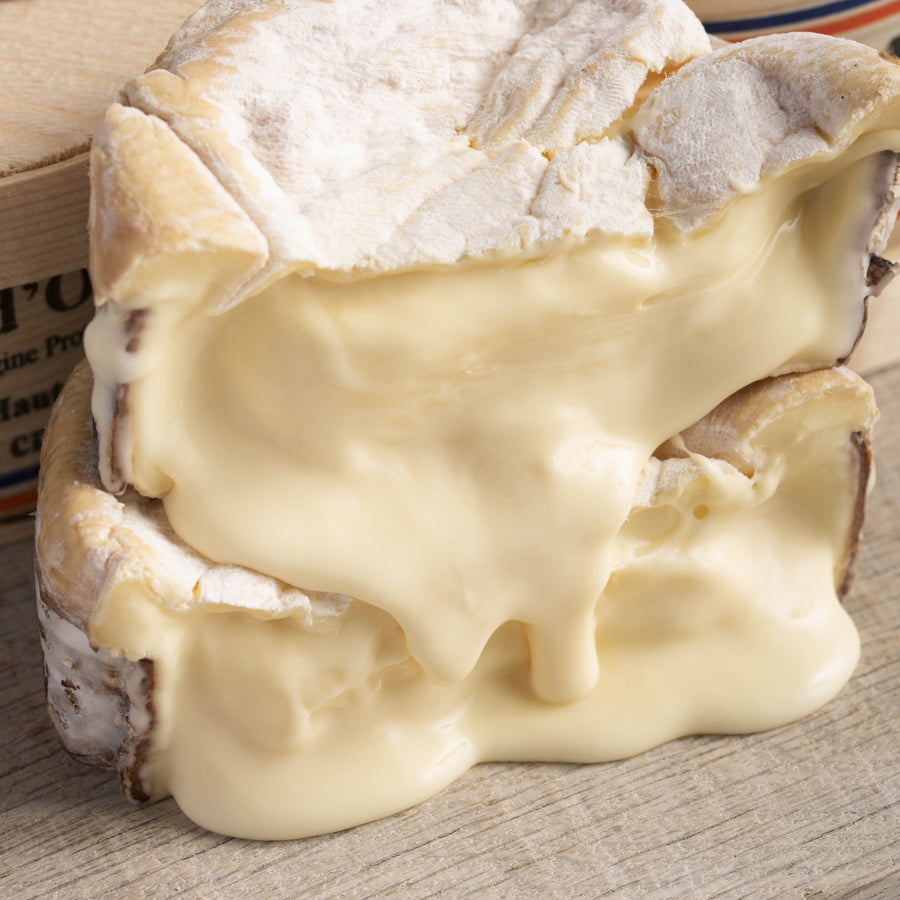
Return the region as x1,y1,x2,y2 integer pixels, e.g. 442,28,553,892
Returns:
0,270,94,519
691,0,900,48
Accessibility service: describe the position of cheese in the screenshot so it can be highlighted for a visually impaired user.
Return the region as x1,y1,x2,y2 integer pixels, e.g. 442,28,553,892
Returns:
38,362,873,839
85,142,895,706
35,0,900,839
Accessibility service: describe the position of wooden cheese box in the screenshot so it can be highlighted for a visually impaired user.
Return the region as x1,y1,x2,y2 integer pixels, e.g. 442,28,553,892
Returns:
685,0,900,48
0,0,201,526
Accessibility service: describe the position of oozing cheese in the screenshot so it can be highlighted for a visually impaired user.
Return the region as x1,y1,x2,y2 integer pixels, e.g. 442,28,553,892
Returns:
86,140,892,708
77,361,868,839
57,2,900,841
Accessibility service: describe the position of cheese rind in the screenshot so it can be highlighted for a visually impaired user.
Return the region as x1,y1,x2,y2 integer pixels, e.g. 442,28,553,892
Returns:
114,0,709,280
634,33,900,230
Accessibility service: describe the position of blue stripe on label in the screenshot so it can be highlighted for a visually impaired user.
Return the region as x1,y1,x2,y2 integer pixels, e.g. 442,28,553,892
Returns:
0,463,40,490
703,0,881,32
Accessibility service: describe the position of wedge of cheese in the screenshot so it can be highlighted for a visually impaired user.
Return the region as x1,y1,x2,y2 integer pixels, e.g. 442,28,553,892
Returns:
35,0,900,839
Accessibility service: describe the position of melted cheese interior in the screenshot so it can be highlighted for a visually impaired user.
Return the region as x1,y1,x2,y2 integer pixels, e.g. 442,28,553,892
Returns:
79,138,889,838
86,371,866,839
89,141,886,702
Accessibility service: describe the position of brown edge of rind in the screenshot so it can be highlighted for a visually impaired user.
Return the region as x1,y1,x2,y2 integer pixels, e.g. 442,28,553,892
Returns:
104,308,150,494
119,660,156,804
839,428,874,598
35,557,156,804
839,150,900,367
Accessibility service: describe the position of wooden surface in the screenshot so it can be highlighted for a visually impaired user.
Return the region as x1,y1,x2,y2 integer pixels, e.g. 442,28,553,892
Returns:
0,0,202,176
0,0,201,285
0,366,897,898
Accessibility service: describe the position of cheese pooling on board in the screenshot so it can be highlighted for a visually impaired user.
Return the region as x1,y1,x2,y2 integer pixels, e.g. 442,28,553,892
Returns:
34,0,900,838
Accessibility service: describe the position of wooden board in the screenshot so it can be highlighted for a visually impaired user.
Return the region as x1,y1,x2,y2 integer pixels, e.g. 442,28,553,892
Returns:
1,362,898,898
0,0,203,175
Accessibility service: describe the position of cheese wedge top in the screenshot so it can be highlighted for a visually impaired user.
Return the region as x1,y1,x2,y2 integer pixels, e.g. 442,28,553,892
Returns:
84,0,900,706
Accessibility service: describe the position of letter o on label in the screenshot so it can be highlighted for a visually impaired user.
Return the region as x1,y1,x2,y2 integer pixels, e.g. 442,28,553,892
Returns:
45,270,92,313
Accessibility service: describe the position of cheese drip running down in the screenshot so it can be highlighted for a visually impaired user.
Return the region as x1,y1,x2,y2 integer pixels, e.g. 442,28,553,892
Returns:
87,142,895,704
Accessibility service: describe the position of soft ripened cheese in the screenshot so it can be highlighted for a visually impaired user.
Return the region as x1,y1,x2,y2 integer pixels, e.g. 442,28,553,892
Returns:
85,141,895,704
38,0,900,840
38,362,873,839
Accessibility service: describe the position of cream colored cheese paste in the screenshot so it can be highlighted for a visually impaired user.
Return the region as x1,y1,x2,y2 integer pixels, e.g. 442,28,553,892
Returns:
86,139,891,704
80,360,868,839
72,137,887,837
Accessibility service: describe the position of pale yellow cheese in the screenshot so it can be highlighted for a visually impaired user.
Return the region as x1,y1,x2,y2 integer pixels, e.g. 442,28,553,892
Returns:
60,362,867,840
85,140,894,706
54,2,900,841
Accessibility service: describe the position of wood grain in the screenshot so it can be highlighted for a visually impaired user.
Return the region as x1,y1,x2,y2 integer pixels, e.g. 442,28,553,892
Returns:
0,0,201,177
0,155,90,286
1,366,897,899
0,0,201,285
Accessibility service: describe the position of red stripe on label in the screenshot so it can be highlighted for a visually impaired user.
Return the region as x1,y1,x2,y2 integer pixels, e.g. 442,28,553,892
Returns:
728,0,900,38
0,488,38,516
808,0,900,33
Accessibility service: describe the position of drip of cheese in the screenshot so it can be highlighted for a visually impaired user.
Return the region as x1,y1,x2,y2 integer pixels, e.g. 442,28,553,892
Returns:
86,137,894,707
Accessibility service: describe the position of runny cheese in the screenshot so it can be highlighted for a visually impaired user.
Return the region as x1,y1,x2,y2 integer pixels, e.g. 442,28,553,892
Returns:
62,136,886,838
86,141,891,706
70,358,869,840
48,2,900,840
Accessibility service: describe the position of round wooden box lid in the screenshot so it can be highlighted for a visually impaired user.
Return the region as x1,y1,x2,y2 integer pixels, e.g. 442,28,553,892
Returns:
0,0,202,287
